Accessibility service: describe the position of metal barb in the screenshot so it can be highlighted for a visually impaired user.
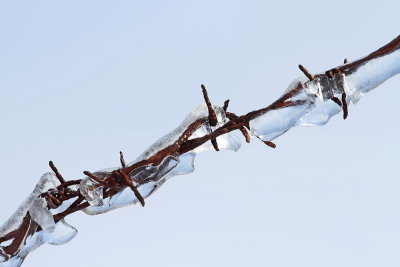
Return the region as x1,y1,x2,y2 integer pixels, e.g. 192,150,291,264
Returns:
45,192,62,207
211,139,220,151
118,170,145,207
255,136,276,148
201,84,220,152
298,64,315,81
68,196,84,209
263,140,276,148
325,70,334,78
225,111,251,143
49,161,66,184
120,151,126,168
201,84,218,126
331,97,342,107
223,99,230,111
342,93,348,119
239,127,251,143
83,171,107,186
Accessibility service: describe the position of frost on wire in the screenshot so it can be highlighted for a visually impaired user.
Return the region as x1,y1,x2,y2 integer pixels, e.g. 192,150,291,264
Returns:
1,35,400,267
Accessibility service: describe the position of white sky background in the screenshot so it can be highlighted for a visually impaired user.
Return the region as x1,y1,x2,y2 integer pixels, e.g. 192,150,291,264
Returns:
1,1,400,266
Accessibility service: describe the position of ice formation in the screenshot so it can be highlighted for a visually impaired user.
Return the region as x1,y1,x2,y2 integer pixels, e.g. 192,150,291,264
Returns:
0,173,77,266
1,36,399,267
0,220,77,267
82,104,241,215
251,47,400,141
80,177,104,207
0,173,59,238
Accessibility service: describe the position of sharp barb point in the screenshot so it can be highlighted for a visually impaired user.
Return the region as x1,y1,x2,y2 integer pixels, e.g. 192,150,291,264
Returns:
223,99,230,111
211,138,220,151
119,151,126,168
119,170,145,207
263,140,276,148
342,93,348,119
331,97,342,107
49,161,66,184
239,127,251,143
298,64,315,81
201,84,218,127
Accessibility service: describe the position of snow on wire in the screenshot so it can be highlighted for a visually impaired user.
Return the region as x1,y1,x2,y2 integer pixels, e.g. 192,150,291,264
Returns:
1,35,400,267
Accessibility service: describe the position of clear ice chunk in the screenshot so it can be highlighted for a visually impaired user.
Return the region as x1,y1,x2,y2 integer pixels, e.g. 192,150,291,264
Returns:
132,104,212,163
28,198,55,233
79,178,104,207
216,132,241,152
131,104,241,164
0,173,59,238
191,106,241,153
2,219,78,267
82,103,244,216
299,96,341,126
83,156,179,215
50,197,78,215
345,49,400,103
44,219,77,245
165,152,196,178
0,257,22,267
136,156,179,183
250,102,312,140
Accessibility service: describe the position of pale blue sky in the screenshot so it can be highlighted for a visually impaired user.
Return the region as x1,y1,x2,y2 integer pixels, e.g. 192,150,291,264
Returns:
1,1,400,267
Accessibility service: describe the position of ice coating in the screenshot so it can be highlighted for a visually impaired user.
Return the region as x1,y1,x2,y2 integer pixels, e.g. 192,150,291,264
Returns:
28,198,55,233
0,173,78,267
50,196,78,215
82,156,180,215
80,178,104,207
0,219,77,267
346,49,400,103
82,106,241,215
164,152,196,178
2,36,400,267
250,78,315,140
251,48,400,140
190,106,241,153
250,84,314,140
132,104,241,164
0,173,59,237
299,97,341,126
